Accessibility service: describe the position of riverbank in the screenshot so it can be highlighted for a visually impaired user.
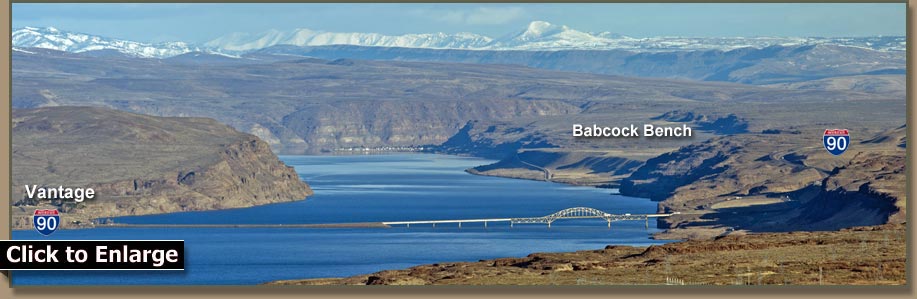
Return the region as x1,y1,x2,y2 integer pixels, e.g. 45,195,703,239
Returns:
458,126,907,242
268,223,905,286
461,148,663,188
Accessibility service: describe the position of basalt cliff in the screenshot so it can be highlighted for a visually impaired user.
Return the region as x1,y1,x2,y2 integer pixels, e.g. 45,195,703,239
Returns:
11,107,313,229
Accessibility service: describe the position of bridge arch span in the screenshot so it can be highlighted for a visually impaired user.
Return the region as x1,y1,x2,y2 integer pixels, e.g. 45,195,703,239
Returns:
544,207,609,221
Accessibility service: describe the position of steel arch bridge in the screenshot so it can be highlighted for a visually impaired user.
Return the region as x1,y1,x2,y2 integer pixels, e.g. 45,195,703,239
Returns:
381,206,676,229
511,207,654,227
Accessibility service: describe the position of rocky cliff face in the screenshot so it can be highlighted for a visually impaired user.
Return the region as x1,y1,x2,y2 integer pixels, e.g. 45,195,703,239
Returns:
797,133,906,229
281,100,578,153
435,121,560,159
620,134,825,205
619,127,905,233
652,110,749,134
11,107,313,229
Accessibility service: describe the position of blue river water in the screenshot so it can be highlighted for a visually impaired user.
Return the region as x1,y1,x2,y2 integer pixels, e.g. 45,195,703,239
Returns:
12,154,668,285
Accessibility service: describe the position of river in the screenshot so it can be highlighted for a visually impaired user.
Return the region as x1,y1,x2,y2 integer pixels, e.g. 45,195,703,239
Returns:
11,154,668,285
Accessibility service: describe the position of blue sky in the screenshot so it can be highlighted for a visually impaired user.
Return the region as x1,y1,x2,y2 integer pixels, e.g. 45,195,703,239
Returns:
13,3,906,43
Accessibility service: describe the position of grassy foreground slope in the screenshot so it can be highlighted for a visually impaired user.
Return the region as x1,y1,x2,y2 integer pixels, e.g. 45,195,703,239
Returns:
270,224,904,285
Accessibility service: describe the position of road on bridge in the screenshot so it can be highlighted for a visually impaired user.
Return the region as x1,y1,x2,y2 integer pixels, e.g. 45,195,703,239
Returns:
383,207,677,229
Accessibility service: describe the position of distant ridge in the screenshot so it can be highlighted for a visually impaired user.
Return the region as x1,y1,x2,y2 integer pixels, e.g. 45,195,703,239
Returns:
12,26,201,58
13,21,906,58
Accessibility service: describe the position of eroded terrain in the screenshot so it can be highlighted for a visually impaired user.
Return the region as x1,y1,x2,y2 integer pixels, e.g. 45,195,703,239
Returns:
11,107,313,229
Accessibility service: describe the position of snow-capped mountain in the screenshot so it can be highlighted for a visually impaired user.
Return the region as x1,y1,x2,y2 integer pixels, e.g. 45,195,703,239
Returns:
205,21,637,52
12,26,201,58
12,21,907,59
206,21,905,52
204,28,494,52
489,20,619,49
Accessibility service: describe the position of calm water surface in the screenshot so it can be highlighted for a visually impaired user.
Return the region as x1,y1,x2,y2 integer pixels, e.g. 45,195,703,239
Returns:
13,154,668,285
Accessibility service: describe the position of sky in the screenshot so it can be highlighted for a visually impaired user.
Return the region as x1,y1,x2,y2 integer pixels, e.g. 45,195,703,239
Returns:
12,3,906,44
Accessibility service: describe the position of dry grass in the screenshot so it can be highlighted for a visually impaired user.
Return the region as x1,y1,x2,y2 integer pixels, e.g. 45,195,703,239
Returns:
270,224,906,286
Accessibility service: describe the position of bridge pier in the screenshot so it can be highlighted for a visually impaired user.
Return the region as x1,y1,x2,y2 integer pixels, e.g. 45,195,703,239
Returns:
645,217,648,229
406,223,409,228
458,222,461,228
484,221,487,228
607,219,611,229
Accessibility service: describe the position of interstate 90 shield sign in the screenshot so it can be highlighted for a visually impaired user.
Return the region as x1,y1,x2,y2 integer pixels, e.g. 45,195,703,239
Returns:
823,129,850,156
33,209,60,236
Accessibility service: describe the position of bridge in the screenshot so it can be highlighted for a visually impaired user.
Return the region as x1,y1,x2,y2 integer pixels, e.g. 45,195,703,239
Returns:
99,207,676,230
383,207,677,229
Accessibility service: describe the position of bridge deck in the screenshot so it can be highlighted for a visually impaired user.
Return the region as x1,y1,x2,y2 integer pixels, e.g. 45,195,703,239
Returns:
99,207,676,230
383,211,675,227
383,218,512,225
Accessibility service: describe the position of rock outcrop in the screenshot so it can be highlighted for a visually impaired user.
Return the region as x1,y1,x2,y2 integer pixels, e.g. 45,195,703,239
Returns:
11,107,313,229
619,127,905,233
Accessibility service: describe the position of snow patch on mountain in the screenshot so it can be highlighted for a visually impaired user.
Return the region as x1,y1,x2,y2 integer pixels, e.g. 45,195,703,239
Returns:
12,21,907,59
12,27,202,58
206,21,906,52
204,28,494,52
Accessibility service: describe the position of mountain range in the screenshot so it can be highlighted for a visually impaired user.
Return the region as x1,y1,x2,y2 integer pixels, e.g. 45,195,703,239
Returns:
12,21,906,58
243,43,905,85
12,26,202,58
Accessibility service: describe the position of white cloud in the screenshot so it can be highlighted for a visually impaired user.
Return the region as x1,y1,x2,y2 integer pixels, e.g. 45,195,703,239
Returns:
464,7,526,25
415,7,527,26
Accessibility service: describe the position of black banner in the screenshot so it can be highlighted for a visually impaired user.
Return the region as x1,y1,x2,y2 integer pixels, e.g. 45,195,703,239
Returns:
0,240,184,270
